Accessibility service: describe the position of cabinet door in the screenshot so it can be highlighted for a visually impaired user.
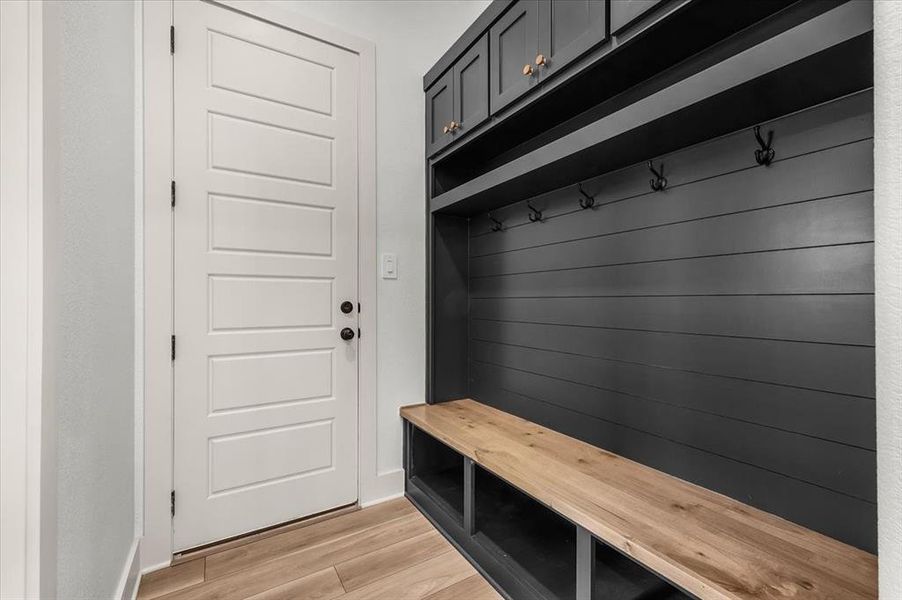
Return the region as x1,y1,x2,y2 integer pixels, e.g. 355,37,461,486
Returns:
426,70,455,157
538,0,607,78
610,0,663,34
453,34,489,137
489,0,540,115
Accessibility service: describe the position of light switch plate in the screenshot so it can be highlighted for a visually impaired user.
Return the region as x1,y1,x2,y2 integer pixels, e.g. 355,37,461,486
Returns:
381,253,398,279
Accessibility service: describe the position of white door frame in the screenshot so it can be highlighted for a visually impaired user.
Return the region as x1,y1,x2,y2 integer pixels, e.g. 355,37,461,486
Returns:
1,2,46,596
141,0,377,571
0,1,57,596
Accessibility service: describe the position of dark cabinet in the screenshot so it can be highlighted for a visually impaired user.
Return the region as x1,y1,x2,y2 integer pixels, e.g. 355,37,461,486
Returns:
452,34,489,139
427,36,489,157
426,70,455,156
491,0,607,115
489,0,541,115
538,0,607,79
610,0,664,34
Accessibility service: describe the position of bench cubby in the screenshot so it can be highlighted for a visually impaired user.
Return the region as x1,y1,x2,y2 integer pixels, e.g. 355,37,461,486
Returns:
474,465,576,600
407,425,464,523
593,540,691,600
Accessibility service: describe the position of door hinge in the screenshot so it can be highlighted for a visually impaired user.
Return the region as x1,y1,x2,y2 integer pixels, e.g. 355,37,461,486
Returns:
171,335,176,361
170,25,175,55
170,180,176,208
170,490,176,517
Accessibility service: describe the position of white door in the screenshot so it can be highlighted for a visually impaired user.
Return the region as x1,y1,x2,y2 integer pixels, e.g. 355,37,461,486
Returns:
173,0,359,551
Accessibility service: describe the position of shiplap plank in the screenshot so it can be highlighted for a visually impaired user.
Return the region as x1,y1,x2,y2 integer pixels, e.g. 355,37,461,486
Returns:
470,320,874,397
470,244,874,298
470,294,874,346
471,192,873,277
468,340,874,449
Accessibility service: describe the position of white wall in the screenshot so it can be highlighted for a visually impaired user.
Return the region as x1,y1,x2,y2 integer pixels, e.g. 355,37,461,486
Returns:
875,1,902,597
273,0,490,497
47,1,138,598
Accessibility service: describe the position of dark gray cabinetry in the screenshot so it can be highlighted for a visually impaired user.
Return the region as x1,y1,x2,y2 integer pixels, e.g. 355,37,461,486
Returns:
537,0,607,80
452,34,489,139
427,36,489,157
491,0,607,115
426,70,454,156
489,0,541,114
610,0,663,34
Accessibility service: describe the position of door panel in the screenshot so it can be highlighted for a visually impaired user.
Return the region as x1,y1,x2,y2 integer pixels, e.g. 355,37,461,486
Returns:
426,70,455,156
539,0,607,78
209,350,333,412
209,195,333,256
610,0,663,34
490,0,540,114
453,34,489,136
208,30,333,114
208,113,333,185
173,1,359,551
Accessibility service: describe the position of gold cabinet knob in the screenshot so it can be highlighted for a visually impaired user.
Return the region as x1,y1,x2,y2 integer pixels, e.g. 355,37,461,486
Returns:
442,124,451,134
522,63,534,76
535,53,547,67
449,121,460,132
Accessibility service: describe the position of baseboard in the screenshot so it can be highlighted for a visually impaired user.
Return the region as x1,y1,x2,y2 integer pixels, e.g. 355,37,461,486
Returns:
114,538,142,600
140,560,172,577
360,467,404,506
360,489,405,508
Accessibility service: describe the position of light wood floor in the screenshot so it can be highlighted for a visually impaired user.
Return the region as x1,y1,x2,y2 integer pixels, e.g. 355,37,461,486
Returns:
137,498,501,600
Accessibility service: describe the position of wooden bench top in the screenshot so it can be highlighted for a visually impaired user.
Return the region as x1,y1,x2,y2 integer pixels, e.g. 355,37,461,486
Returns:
400,399,876,600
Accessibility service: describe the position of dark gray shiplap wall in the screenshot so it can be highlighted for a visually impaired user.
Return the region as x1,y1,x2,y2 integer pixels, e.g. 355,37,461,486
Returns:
466,90,876,551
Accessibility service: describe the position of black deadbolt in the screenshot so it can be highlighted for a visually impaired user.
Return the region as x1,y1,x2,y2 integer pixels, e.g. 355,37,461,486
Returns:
340,301,354,314
340,327,355,341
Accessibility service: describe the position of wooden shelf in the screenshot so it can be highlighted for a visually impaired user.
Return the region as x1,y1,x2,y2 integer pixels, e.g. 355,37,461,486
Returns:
401,399,877,600
430,1,872,217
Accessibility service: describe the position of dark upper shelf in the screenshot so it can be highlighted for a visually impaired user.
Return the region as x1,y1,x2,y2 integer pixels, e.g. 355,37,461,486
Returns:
430,1,873,217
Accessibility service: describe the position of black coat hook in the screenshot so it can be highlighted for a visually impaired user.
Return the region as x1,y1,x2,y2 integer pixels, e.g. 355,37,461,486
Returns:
488,213,503,232
577,183,596,209
753,125,775,166
648,160,667,192
527,202,543,222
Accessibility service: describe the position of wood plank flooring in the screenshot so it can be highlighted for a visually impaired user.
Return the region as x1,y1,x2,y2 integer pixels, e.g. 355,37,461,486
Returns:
137,498,500,600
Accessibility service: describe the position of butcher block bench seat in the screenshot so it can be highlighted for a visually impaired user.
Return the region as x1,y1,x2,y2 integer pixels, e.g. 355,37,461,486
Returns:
400,399,877,600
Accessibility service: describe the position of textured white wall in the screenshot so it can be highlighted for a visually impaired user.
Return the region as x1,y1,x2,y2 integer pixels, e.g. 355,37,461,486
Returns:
875,2,902,597
50,1,137,598
273,0,490,494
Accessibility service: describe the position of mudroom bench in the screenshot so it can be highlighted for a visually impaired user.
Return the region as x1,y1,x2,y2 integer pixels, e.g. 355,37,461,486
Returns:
401,399,877,600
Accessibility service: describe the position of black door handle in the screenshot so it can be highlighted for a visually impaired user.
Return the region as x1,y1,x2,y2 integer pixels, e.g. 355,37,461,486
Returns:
340,327,355,341
340,301,354,314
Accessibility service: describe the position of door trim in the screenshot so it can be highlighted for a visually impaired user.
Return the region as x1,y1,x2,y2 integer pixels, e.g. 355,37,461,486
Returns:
141,0,377,571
